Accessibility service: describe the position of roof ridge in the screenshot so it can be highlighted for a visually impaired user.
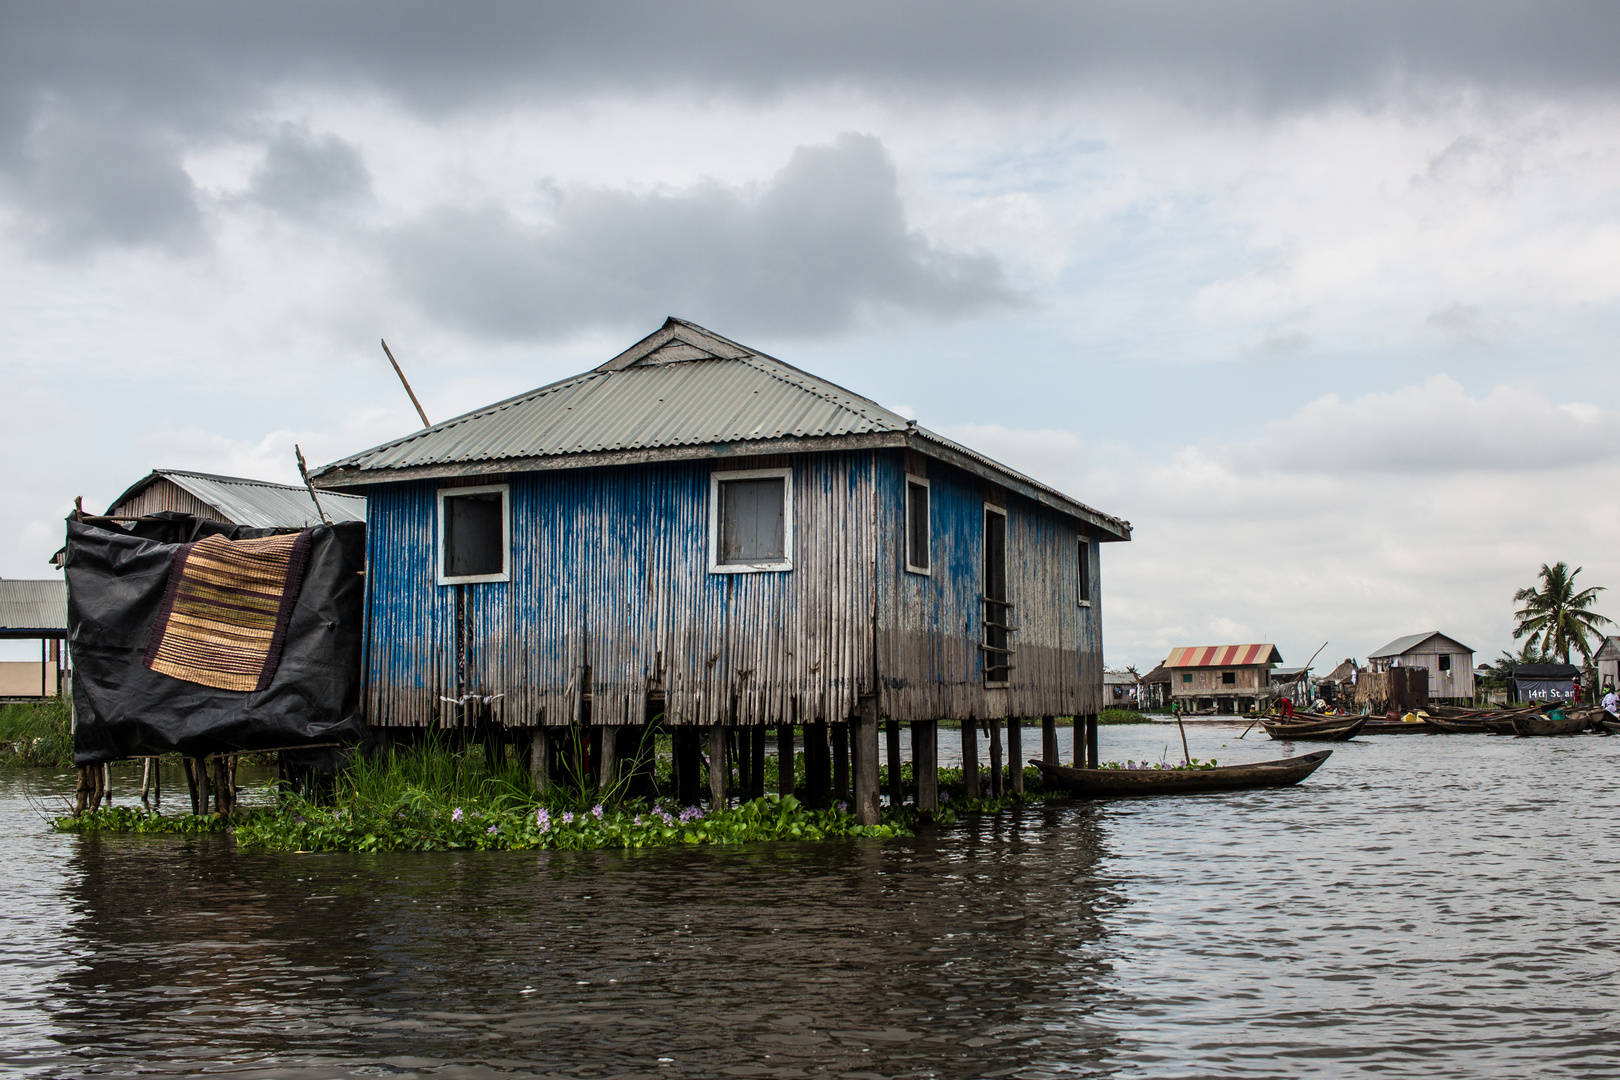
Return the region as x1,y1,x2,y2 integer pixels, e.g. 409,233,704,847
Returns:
733,353,904,430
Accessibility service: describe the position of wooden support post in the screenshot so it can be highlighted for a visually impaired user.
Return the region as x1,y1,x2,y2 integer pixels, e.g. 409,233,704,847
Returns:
885,719,902,806
598,725,618,792
1087,713,1100,769
708,725,727,809
1042,715,1059,764
74,766,92,816
1073,711,1086,766
1008,718,1024,794
185,757,203,815
913,720,938,811
530,728,552,795
854,696,880,825
777,721,795,797
961,721,980,799
831,722,850,805
750,726,767,801
732,727,747,795
674,728,702,807
988,721,1004,798
805,721,830,808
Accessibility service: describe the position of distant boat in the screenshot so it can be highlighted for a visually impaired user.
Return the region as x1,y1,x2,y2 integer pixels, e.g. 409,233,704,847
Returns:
1261,716,1366,741
1032,750,1331,797
1511,713,1588,737
1425,716,1505,734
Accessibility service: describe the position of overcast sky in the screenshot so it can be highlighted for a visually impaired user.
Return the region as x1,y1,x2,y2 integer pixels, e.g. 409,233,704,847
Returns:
4,2,1619,670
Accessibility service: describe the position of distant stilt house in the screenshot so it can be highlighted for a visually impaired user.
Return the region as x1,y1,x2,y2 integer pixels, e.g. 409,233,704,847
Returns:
312,318,1132,821
1596,637,1620,692
1164,644,1283,714
0,579,67,700
1137,663,1172,710
1366,632,1475,702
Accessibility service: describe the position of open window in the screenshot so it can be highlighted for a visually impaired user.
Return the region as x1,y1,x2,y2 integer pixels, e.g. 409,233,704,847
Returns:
709,468,793,573
1078,535,1092,607
904,475,930,575
1438,654,1452,672
437,484,509,585
983,504,1010,684
1222,671,1236,685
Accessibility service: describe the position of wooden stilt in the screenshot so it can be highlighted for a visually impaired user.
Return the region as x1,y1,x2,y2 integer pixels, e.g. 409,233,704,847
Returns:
1087,713,1100,769
153,756,162,809
777,720,795,797
854,696,880,825
913,720,938,811
885,719,902,806
1042,715,1059,764
749,726,766,800
185,757,203,815
988,720,1004,798
140,758,153,810
100,763,110,808
598,725,618,792
805,721,830,808
707,725,727,808
832,722,850,805
74,766,92,816
530,728,552,794
961,721,980,799
1008,718,1024,794
1073,711,1085,766
674,727,702,807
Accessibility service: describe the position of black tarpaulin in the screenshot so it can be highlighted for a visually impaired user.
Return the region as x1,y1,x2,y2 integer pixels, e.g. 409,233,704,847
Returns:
66,515,368,766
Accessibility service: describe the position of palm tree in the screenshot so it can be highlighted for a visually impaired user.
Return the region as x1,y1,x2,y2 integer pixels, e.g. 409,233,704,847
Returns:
1512,562,1612,665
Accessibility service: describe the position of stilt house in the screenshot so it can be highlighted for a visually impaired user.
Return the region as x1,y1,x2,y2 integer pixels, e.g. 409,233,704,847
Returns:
311,319,1131,820
1165,643,1283,714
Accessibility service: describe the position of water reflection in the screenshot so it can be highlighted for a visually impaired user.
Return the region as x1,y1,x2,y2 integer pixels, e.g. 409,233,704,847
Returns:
40,797,1118,1078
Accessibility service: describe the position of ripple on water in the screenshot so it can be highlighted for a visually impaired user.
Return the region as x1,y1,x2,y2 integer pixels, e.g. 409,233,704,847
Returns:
2,725,1619,1078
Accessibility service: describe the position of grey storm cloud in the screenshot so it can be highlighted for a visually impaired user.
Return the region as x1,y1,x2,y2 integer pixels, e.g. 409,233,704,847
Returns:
382,133,1019,340
249,126,372,220
2,1,1616,255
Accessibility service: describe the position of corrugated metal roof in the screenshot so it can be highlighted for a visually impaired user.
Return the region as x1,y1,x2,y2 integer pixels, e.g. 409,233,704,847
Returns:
312,318,1131,539
1165,644,1283,668
108,470,366,528
1368,631,1474,658
0,579,67,632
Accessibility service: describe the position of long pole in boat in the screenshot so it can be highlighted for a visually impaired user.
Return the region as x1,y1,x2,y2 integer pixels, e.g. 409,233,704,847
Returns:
1175,709,1192,767
380,338,432,429
1239,640,1328,738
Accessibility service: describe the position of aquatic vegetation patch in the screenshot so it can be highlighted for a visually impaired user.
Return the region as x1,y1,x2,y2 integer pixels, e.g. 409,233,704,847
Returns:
0,700,73,769
1096,758,1219,771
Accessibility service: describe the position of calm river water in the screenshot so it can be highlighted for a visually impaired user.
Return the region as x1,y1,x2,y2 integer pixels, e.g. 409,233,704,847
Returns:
4,723,1619,1079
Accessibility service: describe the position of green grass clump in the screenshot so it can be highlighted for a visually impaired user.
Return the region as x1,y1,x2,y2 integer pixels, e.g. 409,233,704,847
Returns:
0,699,73,768
1099,708,1153,725
55,806,229,834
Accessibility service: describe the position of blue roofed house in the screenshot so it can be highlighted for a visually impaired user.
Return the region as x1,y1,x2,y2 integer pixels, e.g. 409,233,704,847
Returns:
311,318,1131,821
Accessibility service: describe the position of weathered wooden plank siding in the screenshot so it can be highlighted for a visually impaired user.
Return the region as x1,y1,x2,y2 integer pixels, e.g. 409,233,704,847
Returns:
363,454,877,727
876,451,1103,720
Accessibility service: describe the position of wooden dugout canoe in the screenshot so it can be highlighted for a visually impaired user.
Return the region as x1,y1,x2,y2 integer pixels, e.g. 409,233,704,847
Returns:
1261,716,1367,741
1511,714,1588,736
1031,750,1332,798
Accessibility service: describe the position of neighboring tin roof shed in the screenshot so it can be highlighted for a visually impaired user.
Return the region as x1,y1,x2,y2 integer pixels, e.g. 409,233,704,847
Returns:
107,470,366,528
0,579,67,639
1368,631,1474,659
1165,644,1283,668
312,317,1131,541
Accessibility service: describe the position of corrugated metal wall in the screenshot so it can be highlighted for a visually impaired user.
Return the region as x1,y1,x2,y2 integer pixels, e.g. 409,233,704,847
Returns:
363,448,1101,727
876,451,1102,720
364,454,878,727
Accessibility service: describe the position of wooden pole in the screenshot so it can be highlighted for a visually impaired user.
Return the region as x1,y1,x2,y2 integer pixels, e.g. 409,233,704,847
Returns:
961,721,980,799
1007,718,1024,794
988,721,1004,797
1176,712,1193,767
914,720,939,811
1087,713,1100,769
885,718,902,806
750,725,766,800
832,722,850,804
380,338,432,429
805,721,830,808
777,720,795,798
530,728,551,794
1041,715,1059,764
707,725,727,808
597,725,618,792
854,696,880,825
293,445,331,525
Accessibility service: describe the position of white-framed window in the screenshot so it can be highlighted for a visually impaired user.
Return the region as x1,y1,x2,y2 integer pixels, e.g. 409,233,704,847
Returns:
709,468,793,573
437,483,510,585
1078,535,1092,607
904,474,930,575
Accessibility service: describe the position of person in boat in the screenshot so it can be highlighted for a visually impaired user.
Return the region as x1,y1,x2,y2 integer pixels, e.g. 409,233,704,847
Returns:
1277,696,1296,719
1603,686,1619,722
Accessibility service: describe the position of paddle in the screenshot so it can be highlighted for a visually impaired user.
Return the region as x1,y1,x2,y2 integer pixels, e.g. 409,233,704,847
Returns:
1240,641,1328,738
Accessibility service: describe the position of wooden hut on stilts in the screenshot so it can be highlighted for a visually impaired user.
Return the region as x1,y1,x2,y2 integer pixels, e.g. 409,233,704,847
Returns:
311,318,1132,823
